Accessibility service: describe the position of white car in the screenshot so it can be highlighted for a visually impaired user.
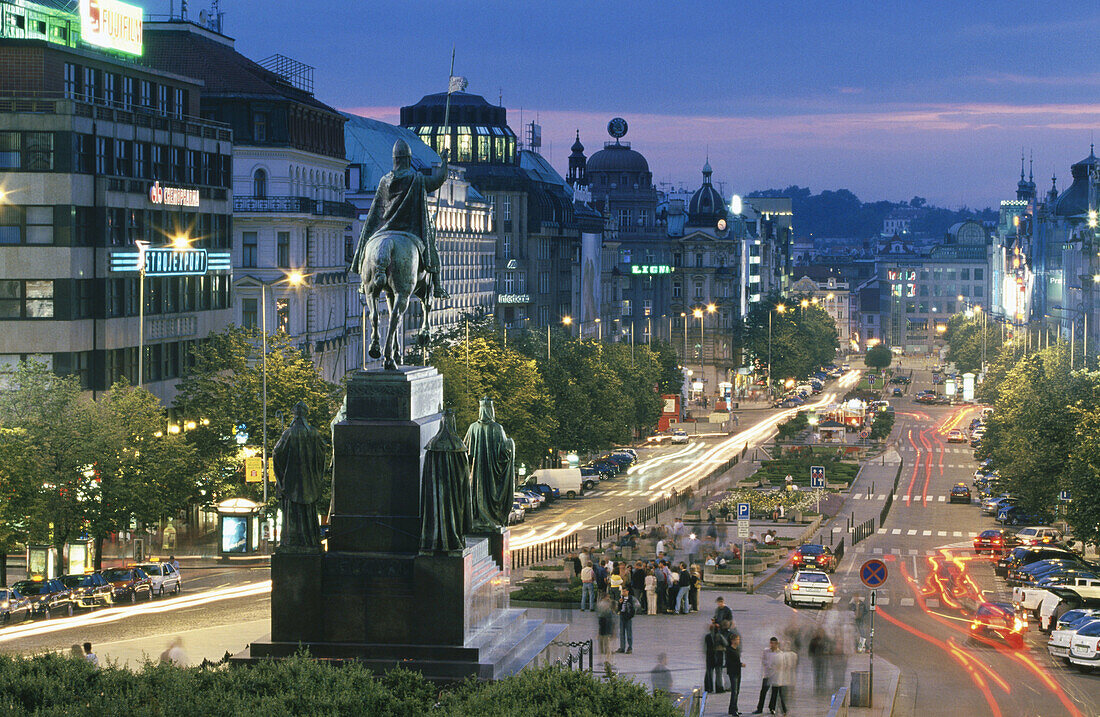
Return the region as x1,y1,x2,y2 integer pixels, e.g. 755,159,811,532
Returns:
1037,578,1100,631
136,562,181,596
1048,613,1100,663
1069,620,1100,671
1014,526,1063,546
671,429,689,444
783,570,837,608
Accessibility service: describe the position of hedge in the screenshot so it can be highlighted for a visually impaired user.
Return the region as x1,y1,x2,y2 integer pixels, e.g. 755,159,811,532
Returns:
509,575,582,603
0,653,678,716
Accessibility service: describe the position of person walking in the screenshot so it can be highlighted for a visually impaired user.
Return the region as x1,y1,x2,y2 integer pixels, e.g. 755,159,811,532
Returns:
609,566,624,605
632,561,647,614
704,621,728,693
808,626,830,694
644,567,658,615
580,561,595,611
675,562,692,614
722,622,746,715
159,636,188,666
714,596,733,625
597,595,615,659
595,559,609,599
753,637,780,715
616,587,636,654
689,565,701,612
651,652,673,694
82,642,99,668
770,643,797,716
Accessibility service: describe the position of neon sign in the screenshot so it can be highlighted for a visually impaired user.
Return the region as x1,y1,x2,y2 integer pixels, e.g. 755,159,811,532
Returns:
110,248,231,276
149,181,200,208
80,0,143,56
630,265,673,275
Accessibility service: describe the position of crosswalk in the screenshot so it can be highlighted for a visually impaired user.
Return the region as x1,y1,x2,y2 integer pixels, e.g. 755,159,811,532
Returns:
876,528,976,538
587,489,652,498
900,446,972,454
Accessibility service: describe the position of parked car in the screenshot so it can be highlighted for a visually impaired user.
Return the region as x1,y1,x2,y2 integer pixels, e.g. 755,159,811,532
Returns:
784,570,837,608
1048,615,1100,663
949,483,972,504
1014,526,1063,547
60,573,114,608
0,587,31,625
973,528,1016,555
790,544,838,573
524,481,560,503
969,601,1026,648
136,562,182,597
981,494,1015,516
998,505,1051,526
892,388,903,397
1068,619,1100,671
507,502,525,525
671,429,689,444
12,578,74,619
997,546,1080,578
100,566,153,604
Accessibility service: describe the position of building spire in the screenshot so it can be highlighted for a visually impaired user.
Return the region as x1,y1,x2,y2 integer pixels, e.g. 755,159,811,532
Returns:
1028,150,1034,182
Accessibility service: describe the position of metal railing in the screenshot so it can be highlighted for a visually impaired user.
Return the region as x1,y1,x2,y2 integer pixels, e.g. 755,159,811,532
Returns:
551,639,593,672
512,532,578,569
852,518,875,546
234,196,357,217
833,536,846,563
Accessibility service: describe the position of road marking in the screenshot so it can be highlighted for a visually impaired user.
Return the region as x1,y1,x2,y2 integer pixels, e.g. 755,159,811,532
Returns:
879,597,890,605
927,599,940,608
877,528,887,534
968,532,978,537
853,494,863,500
937,531,947,537
877,494,886,500
892,529,901,535
907,530,917,536
909,550,918,556
953,531,962,537
873,548,883,555
937,495,946,502
893,493,901,500
922,530,932,536
900,598,915,606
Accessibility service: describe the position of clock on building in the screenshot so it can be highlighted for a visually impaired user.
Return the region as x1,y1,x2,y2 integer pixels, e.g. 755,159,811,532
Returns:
607,117,628,140
717,218,728,232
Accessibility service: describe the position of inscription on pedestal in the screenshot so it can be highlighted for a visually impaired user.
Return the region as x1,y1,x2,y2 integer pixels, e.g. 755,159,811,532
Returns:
346,367,443,422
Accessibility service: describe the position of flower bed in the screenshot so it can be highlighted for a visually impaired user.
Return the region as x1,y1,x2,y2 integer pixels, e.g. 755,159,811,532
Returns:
509,575,582,604
713,488,826,518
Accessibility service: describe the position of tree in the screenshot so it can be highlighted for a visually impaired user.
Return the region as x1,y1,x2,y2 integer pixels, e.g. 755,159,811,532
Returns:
603,342,663,438
430,334,556,469
944,312,1001,374
651,340,684,395
0,427,37,586
173,326,341,509
864,344,892,371
740,293,830,387
1066,377,1100,547
541,339,632,451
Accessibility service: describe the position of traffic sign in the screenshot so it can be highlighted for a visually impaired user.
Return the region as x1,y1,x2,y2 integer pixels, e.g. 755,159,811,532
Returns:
869,589,877,611
737,502,750,520
737,527,750,538
868,375,877,385
860,559,888,588
737,519,750,529
860,429,871,439
810,466,825,488
1059,490,1072,502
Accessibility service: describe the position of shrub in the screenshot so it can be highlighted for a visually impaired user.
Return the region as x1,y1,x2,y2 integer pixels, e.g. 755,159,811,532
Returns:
509,575,582,603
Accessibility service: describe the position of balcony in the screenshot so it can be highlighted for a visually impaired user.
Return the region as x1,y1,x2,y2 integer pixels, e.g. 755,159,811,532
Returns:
234,196,357,218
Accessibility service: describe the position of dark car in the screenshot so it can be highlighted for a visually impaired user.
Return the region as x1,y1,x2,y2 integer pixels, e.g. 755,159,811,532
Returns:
997,546,1079,578
999,505,1051,527
11,578,75,619
790,544,838,573
1008,559,1092,586
949,483,972,504
892,387,903,397
973,528,1016,555
890,376,911,385
524,481,560,503
603,453,634,468
588,460,619,477
0,588,31,625
60,573,114,608
969,602,1026,647
100,567,153,604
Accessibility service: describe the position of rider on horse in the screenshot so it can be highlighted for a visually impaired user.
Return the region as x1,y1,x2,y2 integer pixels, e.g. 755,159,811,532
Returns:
351,139,449,300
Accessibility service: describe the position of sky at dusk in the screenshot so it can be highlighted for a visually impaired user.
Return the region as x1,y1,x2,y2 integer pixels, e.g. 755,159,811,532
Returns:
140,0,1100,209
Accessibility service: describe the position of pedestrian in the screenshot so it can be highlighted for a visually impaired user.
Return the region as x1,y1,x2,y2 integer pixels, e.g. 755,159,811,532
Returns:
609,566,624,605
645,567,658,615
632,561,647,614
689,565,701,612
82,642,99,668
616,587,635,654
596,594,615,658
596,559,609,598
656,537,666,559
704,621,728,693
675,562,692,614
808,626,830,694
569,552,582,577
656,561,669,614
69,644,83,659
579,547,590,568
722,622,745,715
714,596,733,625
627,521,640,538
853,596,869,651
580,561,596,611
753,637,780,715
770,642,797,716
159,636,188,666
651,652,673,694
666,563,679,614
673,517,685,539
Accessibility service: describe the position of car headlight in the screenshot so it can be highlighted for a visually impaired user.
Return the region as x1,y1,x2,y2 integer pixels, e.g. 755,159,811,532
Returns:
0,601,8,609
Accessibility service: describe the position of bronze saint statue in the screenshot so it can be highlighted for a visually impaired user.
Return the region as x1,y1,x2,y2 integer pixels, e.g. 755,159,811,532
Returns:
350,139,448,370
465,397,515,531
272,401,326,550
420,410,472,554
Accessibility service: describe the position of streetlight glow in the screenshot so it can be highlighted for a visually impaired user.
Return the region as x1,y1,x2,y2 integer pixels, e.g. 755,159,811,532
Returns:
287,271,305,286
562,315,572,325
776,303,786,313
693,308,703,319
706,303,716,313
800,299,809,308
171,234,190,249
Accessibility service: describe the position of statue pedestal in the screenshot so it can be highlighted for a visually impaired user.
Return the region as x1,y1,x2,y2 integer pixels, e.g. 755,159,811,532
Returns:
233,367,566,680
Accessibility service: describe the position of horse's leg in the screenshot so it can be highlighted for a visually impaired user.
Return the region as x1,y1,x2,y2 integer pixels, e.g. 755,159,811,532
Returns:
384,291,410,370
367,291,382,359
417,276,432,346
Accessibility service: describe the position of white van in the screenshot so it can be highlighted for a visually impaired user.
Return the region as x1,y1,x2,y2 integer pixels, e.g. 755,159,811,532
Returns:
527,468,586,498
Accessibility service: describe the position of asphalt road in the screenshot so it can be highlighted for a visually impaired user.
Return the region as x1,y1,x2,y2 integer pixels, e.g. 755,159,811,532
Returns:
763,361,1099,717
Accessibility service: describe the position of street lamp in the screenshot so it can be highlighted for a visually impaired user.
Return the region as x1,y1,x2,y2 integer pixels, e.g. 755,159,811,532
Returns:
594,317,601,342
768,303,786,398
680,311,687,362
258,270,307,507
135,240,150,388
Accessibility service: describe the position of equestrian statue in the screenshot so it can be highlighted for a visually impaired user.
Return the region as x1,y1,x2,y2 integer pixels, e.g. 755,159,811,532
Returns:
351,139,449,370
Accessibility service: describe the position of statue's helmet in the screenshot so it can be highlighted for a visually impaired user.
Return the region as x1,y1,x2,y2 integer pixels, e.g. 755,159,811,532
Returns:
392,139,412,164
293,400,309,419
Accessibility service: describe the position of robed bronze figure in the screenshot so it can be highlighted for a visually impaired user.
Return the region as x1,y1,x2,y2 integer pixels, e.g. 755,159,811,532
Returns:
465,397,515,531
351,139,449,370
420,411,472,553
273,401,326,549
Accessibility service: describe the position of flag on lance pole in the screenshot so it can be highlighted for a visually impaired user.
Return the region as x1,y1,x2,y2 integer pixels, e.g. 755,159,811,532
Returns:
448,75,468,93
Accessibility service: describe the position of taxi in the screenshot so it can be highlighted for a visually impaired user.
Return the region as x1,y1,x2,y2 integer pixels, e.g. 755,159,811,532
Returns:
783,569,837,609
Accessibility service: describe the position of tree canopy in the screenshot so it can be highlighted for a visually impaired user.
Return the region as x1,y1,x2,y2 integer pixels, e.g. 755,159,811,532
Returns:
740,293,839,387
864,344,892,371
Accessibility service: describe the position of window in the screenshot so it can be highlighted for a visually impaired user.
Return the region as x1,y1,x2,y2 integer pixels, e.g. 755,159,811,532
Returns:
620,248,632,264
695,252,704,267
241,298,258,329
95,137,109,174
0,205,23,245
253,168,267,198
694,280,704,300
0,280,53,318
25,206,52,245
643,299,652,316
122,76,134,110
673,252,682,267
82,67,97,102
672,281,682,298
134,142,148,178
151,145,162,179
113,139,130,176
618,209,631,229
502,234,512,259
139,80,152,108
103,73,116,106
64,63,77,99
242,232,258,268
974,268,984,281
639,209,650,227
0,133,17,169
477,135,490,162
253,112,268,142
517,272,526,293
502,195,511,221
276,299,289,333
961,268,970,280
622,299,632,316
173,88,184,118
277,231,290,268
503,271,514,293
538,239,550,260
157,84,169,114
457,132,472,162
539,271,550,294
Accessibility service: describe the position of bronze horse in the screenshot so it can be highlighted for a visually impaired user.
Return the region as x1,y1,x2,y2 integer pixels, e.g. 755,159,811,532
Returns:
358,230,433,370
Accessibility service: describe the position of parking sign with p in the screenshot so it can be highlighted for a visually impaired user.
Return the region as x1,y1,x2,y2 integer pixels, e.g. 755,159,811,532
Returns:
737,502,750,521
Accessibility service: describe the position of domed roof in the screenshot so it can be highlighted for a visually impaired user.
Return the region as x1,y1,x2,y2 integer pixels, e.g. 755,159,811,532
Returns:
1054,146,1099,217
586,142,650,174
571,130,584,154
687,161,727,226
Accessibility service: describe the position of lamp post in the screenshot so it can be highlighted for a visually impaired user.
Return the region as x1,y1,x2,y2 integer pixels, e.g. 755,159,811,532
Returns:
595,317,602,342
135,240,150,388
769,303,786,398
259,270,306,507
562,315,573,338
